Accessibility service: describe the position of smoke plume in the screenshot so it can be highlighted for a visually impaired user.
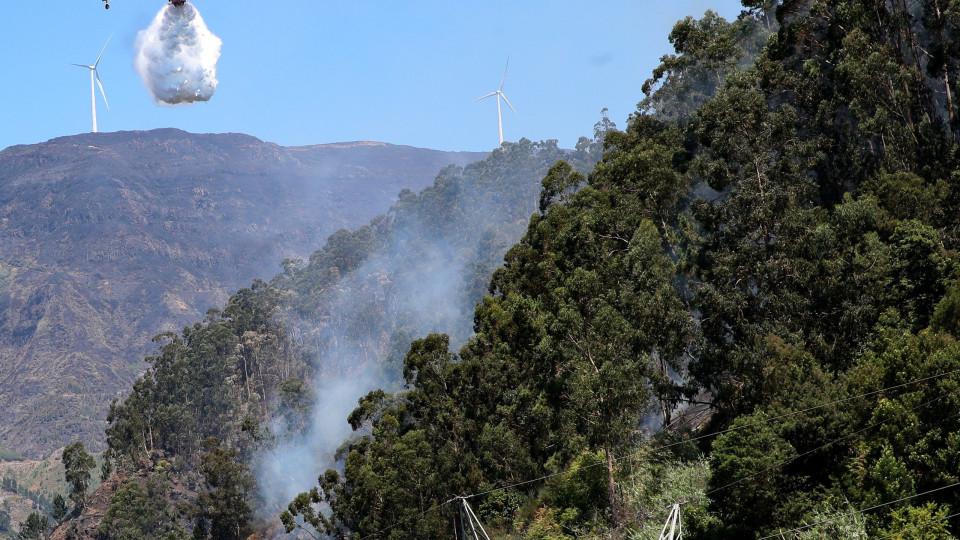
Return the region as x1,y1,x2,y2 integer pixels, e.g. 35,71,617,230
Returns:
252,138,607,513
135,1,222,105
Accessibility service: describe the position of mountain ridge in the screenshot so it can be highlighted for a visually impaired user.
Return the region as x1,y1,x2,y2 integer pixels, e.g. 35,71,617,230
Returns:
0,128,486,458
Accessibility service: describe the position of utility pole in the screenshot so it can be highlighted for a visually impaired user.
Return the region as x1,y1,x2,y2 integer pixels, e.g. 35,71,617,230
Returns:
658,503,683,540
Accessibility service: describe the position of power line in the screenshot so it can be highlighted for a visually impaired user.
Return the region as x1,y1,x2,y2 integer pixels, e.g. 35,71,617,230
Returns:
874,510,960,540
352,369,960,537
705,389,956,498
756,482,960,540
355,497,458,540
658,368,960,453
464,438,684,502
465,470,571,500
466,368,960,502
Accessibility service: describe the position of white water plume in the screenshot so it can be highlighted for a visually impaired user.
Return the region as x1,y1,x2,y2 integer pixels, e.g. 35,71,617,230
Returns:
135,1,222,105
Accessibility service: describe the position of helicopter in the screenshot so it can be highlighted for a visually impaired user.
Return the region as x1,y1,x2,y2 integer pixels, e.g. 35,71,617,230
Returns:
101,0,186,9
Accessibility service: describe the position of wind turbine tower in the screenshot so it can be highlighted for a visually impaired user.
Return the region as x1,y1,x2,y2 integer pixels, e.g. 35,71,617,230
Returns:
72,35,112,133
474,57,518,145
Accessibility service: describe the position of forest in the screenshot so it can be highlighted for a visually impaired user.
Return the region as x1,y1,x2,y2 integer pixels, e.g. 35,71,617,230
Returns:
29,0,960,538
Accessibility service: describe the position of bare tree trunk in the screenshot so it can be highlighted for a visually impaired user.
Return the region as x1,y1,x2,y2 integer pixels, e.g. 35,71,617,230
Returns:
243,355,252,402
946,71,954,124
934,0,956,126
147,422,154,453
605,437,618,524
256,351,268,417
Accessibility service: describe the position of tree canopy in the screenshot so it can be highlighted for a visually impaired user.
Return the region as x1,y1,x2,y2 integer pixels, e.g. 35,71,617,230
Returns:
84,1,960,538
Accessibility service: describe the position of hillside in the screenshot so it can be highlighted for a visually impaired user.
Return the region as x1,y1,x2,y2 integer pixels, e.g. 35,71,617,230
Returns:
46,1,960,538
0,451,96,538
268,3,960,539
76,132,607,539
0,129,485,459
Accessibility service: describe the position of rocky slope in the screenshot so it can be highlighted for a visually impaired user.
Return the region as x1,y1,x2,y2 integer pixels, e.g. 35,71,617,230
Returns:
0,451,74,536
0,129,485,458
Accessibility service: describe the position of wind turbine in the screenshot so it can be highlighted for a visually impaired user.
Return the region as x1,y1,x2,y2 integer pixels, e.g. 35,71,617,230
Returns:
72,35,111,133
474,57,518,145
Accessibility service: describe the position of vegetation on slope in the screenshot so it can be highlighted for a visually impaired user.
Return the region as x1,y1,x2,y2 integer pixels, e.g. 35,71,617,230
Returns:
0,131,484,460
79,136,605,539
283,1,960,538
47,0,960,538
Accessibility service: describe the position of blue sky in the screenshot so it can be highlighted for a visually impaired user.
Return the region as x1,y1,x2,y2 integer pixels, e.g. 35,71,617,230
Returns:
2,1,745,153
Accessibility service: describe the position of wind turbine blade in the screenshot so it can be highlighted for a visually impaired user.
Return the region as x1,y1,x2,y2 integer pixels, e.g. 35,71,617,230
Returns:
499,56,509,91
96,71,109,110
72,64,93,69
94,34,113,68
500,92,518,117
473,91,498,102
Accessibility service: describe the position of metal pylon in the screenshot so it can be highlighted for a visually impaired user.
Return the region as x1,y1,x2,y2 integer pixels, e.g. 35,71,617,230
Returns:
658,503,683,540
456,497,491,540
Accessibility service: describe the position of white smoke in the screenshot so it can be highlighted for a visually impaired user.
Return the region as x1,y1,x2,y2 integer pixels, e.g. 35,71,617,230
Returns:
134,1,222,105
